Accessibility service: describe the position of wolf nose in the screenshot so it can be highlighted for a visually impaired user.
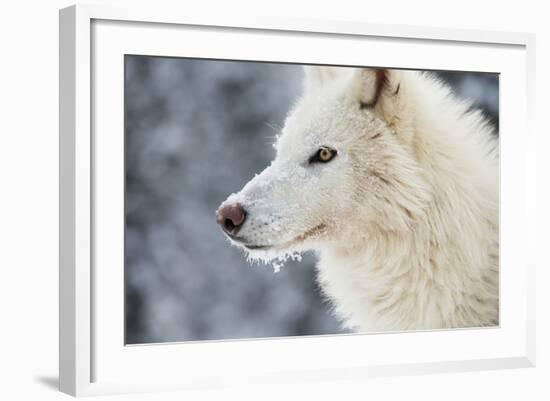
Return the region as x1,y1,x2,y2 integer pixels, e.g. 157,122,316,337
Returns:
216,203,247,235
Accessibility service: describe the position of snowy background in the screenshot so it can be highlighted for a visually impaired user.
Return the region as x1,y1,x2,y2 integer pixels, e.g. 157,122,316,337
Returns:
124,56,499,344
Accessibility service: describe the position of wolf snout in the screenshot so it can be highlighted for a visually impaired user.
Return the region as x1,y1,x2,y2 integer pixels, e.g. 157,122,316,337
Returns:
216,202,247,235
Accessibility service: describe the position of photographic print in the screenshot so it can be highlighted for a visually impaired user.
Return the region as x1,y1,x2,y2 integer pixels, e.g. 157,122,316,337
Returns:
125,56,499,344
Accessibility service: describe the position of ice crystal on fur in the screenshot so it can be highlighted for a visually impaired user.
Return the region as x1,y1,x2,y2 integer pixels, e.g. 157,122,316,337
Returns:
244,249,304,273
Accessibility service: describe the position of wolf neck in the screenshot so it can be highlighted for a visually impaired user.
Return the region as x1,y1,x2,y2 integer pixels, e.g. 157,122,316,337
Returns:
317,191,498,332
316,219,442,331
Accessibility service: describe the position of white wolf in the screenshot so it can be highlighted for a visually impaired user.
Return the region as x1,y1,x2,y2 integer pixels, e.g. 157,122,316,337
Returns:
217,66,499,332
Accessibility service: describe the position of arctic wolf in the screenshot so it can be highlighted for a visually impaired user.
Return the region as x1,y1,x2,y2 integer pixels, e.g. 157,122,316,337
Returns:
217,66,499,332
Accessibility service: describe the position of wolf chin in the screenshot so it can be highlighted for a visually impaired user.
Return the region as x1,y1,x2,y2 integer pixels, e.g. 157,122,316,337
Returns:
217,66,499,332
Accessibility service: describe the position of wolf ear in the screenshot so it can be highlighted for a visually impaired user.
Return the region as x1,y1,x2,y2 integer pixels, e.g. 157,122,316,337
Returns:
353,68,411,141
352,68,401,110
303,66,341,90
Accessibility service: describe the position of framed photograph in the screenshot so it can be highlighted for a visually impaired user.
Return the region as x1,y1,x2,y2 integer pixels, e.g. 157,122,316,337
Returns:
59,4,536,396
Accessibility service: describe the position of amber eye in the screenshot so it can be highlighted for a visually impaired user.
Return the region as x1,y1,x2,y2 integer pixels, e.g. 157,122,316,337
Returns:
309,146,337,164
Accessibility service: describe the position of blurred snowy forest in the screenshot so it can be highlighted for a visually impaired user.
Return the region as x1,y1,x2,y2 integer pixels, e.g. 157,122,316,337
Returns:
125,56,499,344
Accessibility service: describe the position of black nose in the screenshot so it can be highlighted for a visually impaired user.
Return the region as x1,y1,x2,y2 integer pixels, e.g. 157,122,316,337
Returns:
216,203,247,235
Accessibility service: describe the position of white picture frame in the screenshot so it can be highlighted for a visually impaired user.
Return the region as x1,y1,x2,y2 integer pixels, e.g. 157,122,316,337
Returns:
59,4,536,397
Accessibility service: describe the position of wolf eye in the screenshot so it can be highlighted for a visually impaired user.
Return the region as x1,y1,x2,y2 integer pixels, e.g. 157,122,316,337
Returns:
309,146,337,164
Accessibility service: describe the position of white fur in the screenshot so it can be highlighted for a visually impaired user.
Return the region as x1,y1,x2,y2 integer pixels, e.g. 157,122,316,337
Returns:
219,66,499,332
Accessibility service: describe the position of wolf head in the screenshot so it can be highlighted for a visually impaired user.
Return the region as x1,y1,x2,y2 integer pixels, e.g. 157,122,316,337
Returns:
217,66,431,260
